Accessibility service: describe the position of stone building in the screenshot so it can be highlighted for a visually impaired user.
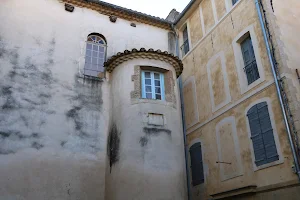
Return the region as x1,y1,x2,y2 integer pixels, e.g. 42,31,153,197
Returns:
1,0,300,200
176,0,300,199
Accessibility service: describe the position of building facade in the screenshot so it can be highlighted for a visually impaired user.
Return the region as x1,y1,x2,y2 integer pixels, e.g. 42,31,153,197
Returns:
176,0,300,199
1,0,300,200
0,0,186,200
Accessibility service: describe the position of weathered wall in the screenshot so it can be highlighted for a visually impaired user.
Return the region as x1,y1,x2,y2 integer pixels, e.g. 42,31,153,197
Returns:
0,0,170,199
177,0,300,199
106,58,187,200
262,0,300,149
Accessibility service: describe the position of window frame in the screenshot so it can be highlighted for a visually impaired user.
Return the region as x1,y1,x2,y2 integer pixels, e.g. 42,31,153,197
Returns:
180,23,191,58
141,71,165,100
84,34,107,77
245,98,283,171
232,25,265,94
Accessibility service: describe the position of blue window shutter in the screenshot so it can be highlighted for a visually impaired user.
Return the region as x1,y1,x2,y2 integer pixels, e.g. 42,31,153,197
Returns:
247,102,279,167
190,143,204,186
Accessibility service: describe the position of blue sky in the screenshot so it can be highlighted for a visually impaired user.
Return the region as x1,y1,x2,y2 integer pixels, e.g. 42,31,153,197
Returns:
102,0,188,19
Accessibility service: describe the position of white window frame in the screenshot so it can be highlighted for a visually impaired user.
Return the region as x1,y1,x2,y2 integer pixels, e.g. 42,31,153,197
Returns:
232,24,265,94
245,98,284,171
141,71,165,100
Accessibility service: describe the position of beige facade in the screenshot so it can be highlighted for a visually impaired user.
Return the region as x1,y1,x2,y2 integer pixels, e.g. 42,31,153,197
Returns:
176,0,300,199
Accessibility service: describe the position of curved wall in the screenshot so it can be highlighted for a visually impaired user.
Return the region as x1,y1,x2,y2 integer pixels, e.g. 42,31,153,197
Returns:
106,58,187,200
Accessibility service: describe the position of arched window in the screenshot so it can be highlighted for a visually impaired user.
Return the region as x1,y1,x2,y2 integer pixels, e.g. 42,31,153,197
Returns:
84,34,106,77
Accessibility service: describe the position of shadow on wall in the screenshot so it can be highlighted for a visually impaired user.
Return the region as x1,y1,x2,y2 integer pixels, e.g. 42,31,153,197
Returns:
0,34,104,156
107,123,120,173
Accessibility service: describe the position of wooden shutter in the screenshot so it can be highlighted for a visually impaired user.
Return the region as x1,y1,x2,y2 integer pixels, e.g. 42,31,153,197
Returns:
241,36,260,85
189,142,204,186
247,102,279,166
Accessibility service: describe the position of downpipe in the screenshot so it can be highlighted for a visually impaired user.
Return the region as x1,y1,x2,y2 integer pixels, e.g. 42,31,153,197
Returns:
255,0,300,181
172,24,192,200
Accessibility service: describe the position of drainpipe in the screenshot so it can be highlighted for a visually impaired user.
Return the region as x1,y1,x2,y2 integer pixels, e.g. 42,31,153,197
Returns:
255,0,300,181
172,24,191,200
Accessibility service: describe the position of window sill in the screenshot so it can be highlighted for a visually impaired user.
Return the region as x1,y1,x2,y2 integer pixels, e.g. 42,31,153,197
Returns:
131,98,174,107
253,159,284,172
241,78,264,95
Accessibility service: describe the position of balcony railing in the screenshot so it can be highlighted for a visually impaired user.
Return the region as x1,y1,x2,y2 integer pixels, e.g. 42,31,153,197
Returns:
244,60,260,85
180,40,190,57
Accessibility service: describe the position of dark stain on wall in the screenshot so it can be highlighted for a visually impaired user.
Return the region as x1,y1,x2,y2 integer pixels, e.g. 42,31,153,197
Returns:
139,136,148,147
143,127,171,136
108,123,120,173
31,141,44,150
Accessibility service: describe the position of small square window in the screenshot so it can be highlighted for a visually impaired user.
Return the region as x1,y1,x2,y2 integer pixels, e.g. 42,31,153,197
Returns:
141,71,165,100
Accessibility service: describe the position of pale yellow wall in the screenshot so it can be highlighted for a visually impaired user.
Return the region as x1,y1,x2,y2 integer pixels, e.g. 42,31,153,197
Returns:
187,86,296,199
264,0,300,143
202,0,215,33
189,8,203,47
177,0,299,199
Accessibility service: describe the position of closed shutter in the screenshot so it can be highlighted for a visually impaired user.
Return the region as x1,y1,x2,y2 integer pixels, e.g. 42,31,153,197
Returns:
241,37,260,85
182,26,190,55
189,142,204,186
247,102,279,166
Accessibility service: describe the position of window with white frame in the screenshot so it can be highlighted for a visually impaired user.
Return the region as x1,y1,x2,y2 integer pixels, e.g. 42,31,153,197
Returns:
241,36,260,85
141,71,165,100
84,34,106,77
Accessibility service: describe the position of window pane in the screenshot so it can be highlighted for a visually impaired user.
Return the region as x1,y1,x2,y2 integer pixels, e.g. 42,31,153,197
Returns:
155,80,160,86
86,50,92,57
146,86,152,92
145,79,151,85
155,94,161,100
85,57,92,64
98,59,104,65
99,40,105,44
145,72,151,78
86,43,92,50
92,51,98,57
155,87,161,94
85,63,91,69
93,45,98,51
154,73,160,79
146,93,152,99
98,52,105,59
99,46,105,53
92,58,97,64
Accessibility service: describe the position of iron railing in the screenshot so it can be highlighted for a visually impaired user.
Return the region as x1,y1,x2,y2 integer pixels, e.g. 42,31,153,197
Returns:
180,40,190,57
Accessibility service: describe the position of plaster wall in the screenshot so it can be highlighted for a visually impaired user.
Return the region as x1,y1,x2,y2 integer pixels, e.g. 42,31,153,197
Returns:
263,0,300,147
177,0,300,199
0,0,170,199
106,58,187,200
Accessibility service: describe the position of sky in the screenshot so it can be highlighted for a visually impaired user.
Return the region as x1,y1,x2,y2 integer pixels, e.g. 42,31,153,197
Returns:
102,0,189,19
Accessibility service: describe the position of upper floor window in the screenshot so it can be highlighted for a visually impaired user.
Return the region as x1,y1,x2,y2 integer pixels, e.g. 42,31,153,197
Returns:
247,102,279,167
84,34,106,77
181,26,190,57
189,142,204,186
241,36,260,85
232,0,239,5
141,71,165,100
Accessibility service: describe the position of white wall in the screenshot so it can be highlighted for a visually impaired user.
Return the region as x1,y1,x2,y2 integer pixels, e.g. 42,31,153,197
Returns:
107,58,186,200
0,0,170,199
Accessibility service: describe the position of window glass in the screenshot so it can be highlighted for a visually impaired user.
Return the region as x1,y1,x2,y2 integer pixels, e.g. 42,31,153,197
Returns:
181,26,190,57
142,71,165,100
84,34,106,77
241,36,260,85
232,0,238,5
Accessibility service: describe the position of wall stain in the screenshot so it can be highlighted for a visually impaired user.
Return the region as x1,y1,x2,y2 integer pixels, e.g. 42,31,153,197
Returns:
143,127,171,136
139,136,148,147
108,123,120,173
31,141,44,150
